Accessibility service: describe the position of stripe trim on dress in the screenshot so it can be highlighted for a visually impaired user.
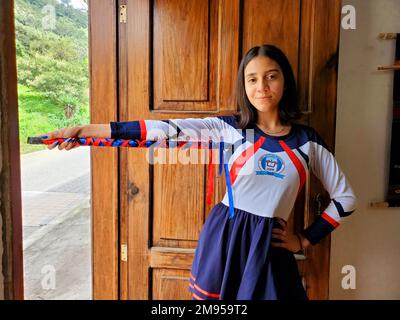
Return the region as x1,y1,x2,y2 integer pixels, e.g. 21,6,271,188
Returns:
189,273,220,299
279,140,306,195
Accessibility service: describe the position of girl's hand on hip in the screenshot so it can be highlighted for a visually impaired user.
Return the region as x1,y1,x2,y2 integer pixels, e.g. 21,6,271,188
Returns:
271,218,303,253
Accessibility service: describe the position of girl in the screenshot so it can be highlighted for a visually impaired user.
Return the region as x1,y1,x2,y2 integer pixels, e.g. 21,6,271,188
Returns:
40,44,357,300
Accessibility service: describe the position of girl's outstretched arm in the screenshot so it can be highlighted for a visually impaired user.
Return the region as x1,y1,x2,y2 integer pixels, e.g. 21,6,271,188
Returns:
43,116,242,151
109,117,242,144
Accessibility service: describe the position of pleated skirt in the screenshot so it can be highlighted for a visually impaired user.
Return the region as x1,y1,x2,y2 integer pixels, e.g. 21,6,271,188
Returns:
189,202,308,300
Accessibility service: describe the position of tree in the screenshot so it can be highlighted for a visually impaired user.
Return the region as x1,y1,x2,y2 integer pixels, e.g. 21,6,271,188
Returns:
15,0,89,116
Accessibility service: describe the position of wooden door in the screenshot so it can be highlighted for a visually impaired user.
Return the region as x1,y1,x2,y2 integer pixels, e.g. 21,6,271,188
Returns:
113,0,340,300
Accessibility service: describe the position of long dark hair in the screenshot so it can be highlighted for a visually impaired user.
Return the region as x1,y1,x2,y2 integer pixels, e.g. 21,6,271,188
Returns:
235,45,302,129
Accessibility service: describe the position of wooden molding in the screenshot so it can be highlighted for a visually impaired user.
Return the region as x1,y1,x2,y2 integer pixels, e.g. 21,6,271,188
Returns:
0,0,24,300
89,0,119,300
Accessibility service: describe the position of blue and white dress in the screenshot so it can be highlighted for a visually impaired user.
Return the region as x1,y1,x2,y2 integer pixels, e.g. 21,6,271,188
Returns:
110,115,357,300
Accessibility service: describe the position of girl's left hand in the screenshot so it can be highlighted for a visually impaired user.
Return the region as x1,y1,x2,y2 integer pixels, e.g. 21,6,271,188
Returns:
270,218,302,253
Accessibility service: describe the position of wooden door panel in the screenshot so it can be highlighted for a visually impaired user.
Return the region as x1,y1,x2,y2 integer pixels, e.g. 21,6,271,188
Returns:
153,269,192,300
154,0,210,103
154,0,220,111
151,248,193,299
153,155,205,248
150,247,194,270
298,0,315,116
305,0,341,299
242,0,301,77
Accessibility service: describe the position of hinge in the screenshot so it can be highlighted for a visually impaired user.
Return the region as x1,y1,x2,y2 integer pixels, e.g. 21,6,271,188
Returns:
121,244,128,262
120,5,127,24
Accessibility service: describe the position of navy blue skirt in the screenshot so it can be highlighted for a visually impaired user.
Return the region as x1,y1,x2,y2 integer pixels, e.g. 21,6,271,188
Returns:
189,202,308,300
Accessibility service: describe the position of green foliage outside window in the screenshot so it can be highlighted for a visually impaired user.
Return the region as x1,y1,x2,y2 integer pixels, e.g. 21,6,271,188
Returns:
16,0,89,153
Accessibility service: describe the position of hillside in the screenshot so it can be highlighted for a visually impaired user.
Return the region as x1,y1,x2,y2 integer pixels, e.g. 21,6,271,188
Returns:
15,0,89,153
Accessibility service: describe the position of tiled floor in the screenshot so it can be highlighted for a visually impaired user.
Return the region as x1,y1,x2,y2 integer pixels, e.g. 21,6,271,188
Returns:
21,148,92,300
23,201,92,300
22,191,87,227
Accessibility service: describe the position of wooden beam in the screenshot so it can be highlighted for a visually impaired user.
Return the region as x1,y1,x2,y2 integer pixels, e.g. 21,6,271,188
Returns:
0,0,24,300
89,0,119,299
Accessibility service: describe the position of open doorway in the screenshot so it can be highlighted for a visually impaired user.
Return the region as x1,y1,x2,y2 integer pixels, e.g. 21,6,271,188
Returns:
15,0,91,300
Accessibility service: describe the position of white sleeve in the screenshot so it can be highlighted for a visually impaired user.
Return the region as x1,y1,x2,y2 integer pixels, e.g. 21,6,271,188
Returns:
310,133,357,224
110,116,243,144
302,129,357,245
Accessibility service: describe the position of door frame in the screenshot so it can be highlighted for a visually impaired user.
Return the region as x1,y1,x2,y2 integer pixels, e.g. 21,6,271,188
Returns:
0,0,24,300
90,0,120,299
1,0,121,300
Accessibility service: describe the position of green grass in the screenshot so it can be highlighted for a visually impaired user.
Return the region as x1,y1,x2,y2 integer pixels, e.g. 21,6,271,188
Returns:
18,84,90,154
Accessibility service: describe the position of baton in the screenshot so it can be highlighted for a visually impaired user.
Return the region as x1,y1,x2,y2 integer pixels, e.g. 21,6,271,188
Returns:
27,136,224,149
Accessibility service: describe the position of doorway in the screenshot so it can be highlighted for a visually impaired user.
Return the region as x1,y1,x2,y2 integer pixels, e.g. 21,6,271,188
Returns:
15,0,92,300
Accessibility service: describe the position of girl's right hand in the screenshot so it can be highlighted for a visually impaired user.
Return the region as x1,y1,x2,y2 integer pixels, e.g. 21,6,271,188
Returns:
45,126,83,151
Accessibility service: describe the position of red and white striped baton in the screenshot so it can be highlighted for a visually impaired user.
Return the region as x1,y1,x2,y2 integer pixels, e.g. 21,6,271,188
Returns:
27,136,218,149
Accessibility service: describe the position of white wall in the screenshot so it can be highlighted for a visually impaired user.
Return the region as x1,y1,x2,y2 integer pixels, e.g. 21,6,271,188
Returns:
0,124,3,299
0,145,3,299
330,0,400,299
0,213,3,300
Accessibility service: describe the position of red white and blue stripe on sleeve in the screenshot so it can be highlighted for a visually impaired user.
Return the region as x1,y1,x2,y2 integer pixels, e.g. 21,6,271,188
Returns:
301,129,357,245
110,120,162,140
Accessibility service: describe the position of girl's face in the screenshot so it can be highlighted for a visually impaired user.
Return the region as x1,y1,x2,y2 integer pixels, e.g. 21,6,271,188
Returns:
244,55,285,116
